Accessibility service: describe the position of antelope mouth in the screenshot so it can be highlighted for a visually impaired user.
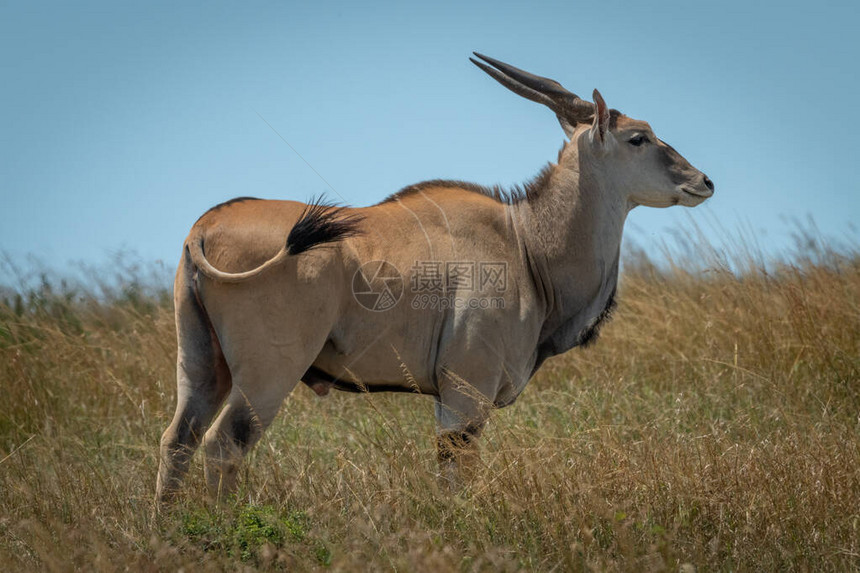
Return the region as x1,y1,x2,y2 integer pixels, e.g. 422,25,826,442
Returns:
679,185,713,199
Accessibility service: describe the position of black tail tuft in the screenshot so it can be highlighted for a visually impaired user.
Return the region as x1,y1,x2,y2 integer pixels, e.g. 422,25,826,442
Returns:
286,197,363,255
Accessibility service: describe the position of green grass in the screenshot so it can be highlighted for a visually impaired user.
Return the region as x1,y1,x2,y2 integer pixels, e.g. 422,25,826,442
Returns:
1,237,858,571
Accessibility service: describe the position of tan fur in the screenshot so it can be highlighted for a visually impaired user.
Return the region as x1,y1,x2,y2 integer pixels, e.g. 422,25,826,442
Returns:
156,56,713,502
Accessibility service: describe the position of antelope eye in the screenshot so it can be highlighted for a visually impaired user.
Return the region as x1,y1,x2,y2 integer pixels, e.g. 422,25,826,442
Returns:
629,134,649,146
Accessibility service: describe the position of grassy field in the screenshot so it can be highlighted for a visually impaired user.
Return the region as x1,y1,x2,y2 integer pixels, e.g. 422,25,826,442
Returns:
1,237,858,572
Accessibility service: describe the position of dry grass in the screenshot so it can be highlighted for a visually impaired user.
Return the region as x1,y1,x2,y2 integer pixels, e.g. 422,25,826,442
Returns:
1,236,858,572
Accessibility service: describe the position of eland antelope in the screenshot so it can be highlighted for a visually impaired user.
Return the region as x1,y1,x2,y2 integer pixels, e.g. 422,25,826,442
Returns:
156,53,714,501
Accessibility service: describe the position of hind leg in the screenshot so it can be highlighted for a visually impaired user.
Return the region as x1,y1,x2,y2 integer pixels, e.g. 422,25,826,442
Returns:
200,293,332,499
201,348,318,498
156,260,232,503
193,250,341,498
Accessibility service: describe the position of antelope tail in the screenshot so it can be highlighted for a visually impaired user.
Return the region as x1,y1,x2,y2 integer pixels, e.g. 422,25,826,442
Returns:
188,200,363,284
187,236,290,284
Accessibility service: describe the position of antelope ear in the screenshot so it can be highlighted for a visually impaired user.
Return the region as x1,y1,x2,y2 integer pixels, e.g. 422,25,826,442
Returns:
590,89,610,143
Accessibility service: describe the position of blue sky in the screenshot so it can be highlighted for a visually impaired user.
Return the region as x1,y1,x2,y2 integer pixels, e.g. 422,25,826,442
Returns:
2,1,858,273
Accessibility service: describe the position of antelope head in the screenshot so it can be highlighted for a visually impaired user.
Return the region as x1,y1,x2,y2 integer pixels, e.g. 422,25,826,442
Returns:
471,53,714,208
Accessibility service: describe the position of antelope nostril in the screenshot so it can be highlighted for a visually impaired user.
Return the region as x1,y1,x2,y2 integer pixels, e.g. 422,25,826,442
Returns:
703,175,714,191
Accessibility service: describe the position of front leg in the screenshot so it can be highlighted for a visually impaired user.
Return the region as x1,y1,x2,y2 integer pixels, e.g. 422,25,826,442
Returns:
433,365,498,488
435,408,485,488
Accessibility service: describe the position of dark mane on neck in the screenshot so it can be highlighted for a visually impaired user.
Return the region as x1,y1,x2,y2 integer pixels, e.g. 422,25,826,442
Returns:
379,164,554,205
